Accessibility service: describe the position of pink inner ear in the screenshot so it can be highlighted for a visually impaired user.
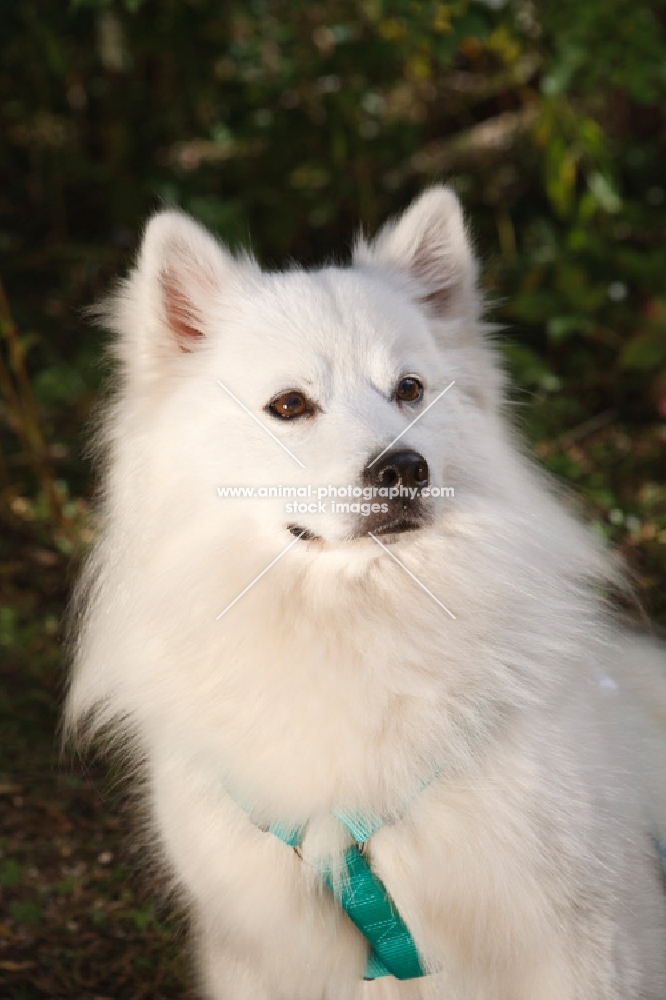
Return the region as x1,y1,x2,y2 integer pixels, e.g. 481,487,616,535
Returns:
160,270,204,351
411,232,458,315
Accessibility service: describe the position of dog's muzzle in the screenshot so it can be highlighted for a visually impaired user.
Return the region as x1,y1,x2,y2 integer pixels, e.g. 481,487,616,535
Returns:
287,449,433,544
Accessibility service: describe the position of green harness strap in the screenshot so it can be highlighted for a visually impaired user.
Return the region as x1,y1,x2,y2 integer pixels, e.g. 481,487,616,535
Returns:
224,769,442,981
320,843,425,979
264,811,426,981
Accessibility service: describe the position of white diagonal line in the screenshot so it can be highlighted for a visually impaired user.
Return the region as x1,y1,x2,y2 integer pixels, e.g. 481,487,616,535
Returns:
367,380,455,469
367,532,456,620
216,532,304,620
216,379,305,468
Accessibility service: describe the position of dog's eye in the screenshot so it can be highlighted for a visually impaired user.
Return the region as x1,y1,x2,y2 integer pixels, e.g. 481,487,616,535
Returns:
395,376,424,404
267,390,314,419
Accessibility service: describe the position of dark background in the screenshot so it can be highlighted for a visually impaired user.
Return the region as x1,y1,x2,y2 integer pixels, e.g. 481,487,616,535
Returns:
1,1,665,996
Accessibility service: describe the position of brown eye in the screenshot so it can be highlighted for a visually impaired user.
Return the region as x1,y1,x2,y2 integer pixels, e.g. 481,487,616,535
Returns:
268,390,313,419
395,376,424,404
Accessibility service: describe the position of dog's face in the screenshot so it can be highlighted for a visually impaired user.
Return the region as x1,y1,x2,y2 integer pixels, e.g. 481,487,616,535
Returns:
114,188,504,554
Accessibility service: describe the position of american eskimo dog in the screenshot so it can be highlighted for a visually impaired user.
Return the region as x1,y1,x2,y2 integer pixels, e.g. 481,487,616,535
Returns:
66,187,666,998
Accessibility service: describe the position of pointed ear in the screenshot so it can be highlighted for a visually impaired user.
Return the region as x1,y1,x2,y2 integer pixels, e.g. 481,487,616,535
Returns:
111,210,241,381
354,186,478,319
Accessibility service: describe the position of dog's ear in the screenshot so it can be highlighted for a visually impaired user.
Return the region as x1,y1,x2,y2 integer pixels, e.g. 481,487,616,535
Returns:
109,210,244,381
355,186,478,320
357,188,504,409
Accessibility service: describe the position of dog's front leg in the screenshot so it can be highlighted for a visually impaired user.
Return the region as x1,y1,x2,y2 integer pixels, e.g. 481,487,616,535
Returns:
196,935,274,1000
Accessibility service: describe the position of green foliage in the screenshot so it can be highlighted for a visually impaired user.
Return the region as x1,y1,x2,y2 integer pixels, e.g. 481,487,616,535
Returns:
0,859,22,887
541,0,666,102
9,900,42,926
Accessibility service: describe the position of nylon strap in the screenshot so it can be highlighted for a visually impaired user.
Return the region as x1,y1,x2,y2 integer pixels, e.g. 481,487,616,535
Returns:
235,806,425,979
222,763,445,981
320,844,426,979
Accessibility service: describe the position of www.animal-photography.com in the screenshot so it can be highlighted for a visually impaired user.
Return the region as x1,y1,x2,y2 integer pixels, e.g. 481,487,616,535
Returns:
2,3,666,998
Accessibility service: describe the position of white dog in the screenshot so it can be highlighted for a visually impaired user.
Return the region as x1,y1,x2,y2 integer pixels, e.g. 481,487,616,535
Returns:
66,187,666,999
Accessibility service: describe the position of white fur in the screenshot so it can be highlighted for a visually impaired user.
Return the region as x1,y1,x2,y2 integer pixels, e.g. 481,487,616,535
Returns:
66,188,666,999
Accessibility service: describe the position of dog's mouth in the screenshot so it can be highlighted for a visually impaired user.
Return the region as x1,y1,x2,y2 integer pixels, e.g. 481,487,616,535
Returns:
288,524,322,542
370,518,423,537
287,518,425,545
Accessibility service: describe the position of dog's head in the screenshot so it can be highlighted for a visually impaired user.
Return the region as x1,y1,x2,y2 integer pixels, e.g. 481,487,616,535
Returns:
110,188,504,554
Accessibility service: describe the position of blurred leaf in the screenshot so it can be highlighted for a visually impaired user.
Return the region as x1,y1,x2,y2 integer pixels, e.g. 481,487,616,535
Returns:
33,365,87,406
588,172,621,214
547,315,593,343
10,901,42,926
0,860,22,886
620,331,666,371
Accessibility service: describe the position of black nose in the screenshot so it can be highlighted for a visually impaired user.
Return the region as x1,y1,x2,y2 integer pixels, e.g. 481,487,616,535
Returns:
365,449,429,492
